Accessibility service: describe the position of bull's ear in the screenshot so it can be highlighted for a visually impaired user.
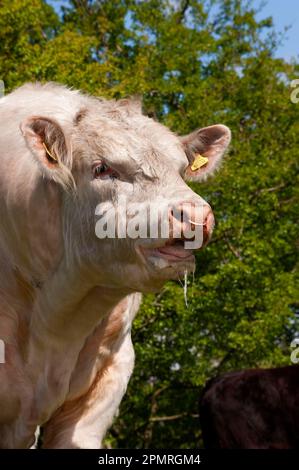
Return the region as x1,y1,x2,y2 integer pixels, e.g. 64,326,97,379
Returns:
20,116,74,188
181,124,231,182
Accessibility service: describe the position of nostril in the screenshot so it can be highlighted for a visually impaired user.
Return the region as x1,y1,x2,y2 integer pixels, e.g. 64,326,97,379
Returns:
168,203,214,239
169,206,184,223
170,208,176,220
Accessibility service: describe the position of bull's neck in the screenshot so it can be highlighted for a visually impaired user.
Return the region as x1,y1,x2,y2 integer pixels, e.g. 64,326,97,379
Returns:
30,264,128,345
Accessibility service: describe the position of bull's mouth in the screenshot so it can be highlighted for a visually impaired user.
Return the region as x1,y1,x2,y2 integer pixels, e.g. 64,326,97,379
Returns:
155,239,194,262
137,238,195,272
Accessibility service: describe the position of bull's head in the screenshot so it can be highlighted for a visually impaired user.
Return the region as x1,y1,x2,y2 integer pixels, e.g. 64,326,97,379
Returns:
21,95,231,292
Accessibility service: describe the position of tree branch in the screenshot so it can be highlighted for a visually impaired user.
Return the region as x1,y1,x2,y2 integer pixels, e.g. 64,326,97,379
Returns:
224,238,243,260
150,412,199,422
143,386,169,448
176,0,190,24
249,183,286,202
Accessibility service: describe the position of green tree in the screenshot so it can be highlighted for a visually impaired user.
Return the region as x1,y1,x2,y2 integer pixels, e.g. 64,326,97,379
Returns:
0,0,298,448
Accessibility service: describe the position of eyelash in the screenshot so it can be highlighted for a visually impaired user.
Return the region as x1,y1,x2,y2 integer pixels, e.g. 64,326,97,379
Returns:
93,162,118,180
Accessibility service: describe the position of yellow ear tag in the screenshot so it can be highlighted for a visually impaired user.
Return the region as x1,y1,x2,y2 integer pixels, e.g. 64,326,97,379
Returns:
191,153,209,171
42,142,58,162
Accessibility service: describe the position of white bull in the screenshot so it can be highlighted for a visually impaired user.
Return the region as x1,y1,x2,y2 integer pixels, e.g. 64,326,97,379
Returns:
0,83,230,448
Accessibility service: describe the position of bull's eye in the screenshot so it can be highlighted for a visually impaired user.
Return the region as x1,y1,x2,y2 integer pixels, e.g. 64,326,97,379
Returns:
93,162,117,180
95,163,108,176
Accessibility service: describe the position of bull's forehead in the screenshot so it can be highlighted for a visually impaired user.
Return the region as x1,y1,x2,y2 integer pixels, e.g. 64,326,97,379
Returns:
83,112,188,176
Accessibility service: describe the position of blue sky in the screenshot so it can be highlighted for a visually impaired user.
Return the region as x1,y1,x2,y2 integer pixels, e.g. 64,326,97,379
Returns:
49,0,298,61
254,0,298,60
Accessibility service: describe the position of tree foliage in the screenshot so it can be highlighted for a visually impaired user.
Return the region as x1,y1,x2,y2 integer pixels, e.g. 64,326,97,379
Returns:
0,0,298,448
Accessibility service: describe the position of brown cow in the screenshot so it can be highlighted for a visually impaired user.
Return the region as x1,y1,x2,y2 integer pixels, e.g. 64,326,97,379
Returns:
200,365,299,449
